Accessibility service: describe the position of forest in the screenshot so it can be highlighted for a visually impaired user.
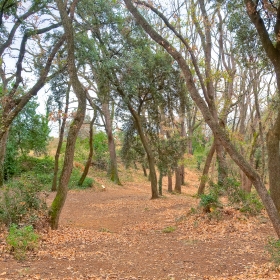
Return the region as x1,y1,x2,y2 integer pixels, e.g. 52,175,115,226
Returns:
1,0,280,279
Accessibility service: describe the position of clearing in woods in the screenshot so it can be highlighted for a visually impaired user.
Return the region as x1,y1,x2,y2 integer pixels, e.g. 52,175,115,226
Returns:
0,167,279,279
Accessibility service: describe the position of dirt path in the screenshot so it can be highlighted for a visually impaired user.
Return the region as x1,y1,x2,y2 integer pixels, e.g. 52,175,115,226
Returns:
0,171,279,279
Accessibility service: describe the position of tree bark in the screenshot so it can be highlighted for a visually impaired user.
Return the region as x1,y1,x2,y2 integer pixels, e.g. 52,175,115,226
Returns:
0,130,9,186
267,114,280,212
158,170,163,196
50,0,86,229
51,86,70,192
168,171,173,192
142,163,147,177
130,110,159,199
174,166,181,193
78,112,97,186
102,103,121,185
197,141,215,195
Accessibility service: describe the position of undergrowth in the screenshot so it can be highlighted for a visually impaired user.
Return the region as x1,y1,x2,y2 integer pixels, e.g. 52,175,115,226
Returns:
0,181,48,228
198,177,263,218
6,224,39,260
266,238,280,265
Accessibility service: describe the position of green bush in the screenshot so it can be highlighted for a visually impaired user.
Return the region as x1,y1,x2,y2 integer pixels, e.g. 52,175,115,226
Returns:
208,177,263,216
266,238,280,265
239,192,263,215
199,193,221,213
68,168,94,190
6,224,39,260
80,177,94,189
18,156,54,174
0,182,47,227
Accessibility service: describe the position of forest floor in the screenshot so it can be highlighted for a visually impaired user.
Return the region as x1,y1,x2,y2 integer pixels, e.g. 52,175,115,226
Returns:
1,166,280,279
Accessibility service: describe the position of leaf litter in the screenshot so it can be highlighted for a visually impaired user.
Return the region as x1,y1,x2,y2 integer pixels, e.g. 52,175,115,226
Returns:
0,168,280,279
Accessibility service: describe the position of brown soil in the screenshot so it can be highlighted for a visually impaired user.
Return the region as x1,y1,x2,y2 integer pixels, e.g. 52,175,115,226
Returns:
0,168,280,280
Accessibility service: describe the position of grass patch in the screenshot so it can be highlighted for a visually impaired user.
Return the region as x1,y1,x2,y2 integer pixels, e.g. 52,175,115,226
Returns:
162,226,176,233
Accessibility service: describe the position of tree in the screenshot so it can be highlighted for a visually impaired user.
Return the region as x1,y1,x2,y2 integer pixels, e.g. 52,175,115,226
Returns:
4,98,50,180
49,0,87,229
8,98,50,156
0,0,65,185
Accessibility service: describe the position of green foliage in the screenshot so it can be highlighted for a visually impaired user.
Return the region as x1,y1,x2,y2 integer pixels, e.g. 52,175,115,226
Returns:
222,177,263,215
266,238,280,265
93,131,109,170
81,177,94,189
0,181,47,227
6,224,39,260
120,121,146,168
162,226,176,233
12,156,55,191
4,99,50,180
74,137,90,163
18,156,54,174
199,193,221,213
157,132,188,175
68,168,94,190
206,177,263,216
8,98,50,155
239,193,263,216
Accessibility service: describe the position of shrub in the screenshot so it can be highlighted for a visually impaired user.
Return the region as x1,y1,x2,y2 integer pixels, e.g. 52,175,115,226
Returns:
6,224,39,260
239,192,263,215
209,177,263,216
0,182,47,227
266,238,280,265
80,177,94,189
68,168,94,190
199,193,221,213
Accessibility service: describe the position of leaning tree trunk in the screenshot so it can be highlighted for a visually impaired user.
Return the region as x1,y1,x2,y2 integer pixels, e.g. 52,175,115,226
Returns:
142,163,147,177
129,107,159,199
51,87,70,192
102,103,121,185
197,141,215,195
0,130,9,186
49,0,87,229
78,112,96,186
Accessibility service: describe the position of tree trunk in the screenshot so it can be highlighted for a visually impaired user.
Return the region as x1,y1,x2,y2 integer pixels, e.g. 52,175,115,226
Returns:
216,138,228,187
197,141,215,195
102,103,121,185
240,170,252,193
51,87,70,192
267,115,280,212
78,112,96,186
168,170,173,192
0,130,9,186
158,170,163,196
126,104,158,198
174,166,181,193
142,163,147,177
50,0,86,229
